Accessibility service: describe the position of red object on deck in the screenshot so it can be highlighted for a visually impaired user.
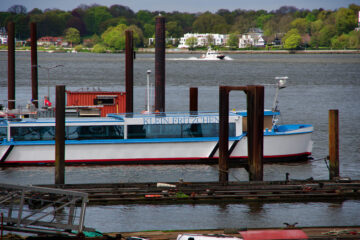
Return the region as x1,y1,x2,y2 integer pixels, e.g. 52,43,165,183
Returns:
239,230,308,240
66,91,126,117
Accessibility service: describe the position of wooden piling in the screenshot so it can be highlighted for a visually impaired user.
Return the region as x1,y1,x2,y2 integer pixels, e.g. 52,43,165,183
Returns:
189,87,198,115
125,30,133,115
55,85,66,185
155,16,166,113
247,86,264,181
30,22,38,108
219,86,229,184
329,109,339,180
7,22,15,110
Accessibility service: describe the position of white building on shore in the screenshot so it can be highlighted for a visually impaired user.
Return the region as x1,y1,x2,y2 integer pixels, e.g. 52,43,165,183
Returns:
178,33,228,48
239,28,265,48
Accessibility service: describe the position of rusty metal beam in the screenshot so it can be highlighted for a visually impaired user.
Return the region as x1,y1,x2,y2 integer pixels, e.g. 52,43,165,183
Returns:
247,85,264,181
218,85,264,183
155,16,166,113
219,86,230,184
55,85,66,185
30,22,38,108
7,22,15,110
189,87,198,115
125,30,133,115
329,109,339,180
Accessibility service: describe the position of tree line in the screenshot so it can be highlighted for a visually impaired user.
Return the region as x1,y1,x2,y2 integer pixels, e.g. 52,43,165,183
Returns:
1,3,360,50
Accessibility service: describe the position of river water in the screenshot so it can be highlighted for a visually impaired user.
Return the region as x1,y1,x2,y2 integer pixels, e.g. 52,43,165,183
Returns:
0,52,359,232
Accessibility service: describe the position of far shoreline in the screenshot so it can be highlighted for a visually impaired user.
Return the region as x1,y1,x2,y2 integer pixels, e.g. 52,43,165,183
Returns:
1,49,360,54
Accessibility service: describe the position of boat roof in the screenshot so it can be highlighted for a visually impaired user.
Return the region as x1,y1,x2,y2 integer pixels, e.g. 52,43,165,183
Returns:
0,110,278,126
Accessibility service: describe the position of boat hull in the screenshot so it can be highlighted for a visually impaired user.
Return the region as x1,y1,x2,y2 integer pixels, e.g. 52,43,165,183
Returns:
0,129,312,165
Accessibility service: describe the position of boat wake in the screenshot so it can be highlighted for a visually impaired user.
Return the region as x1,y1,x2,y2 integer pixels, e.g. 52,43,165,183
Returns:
168,57,233,61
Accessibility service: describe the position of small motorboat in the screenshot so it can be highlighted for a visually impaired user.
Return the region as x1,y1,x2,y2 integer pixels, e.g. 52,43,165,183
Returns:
200,47,225,60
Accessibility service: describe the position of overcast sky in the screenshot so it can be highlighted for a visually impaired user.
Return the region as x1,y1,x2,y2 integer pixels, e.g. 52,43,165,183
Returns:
0,0,358,13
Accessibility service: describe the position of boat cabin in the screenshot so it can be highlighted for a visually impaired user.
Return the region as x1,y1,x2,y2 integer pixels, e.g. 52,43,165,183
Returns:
66,91,126,117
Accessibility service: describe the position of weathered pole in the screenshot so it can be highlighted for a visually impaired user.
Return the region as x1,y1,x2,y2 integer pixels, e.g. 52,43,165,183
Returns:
154,15,166,113
30,22,38,108
7,21,15,110
219,86,229,184
329,109,339,180
55,85,66,185
189,87,198,115
247,85,264,181
125,30,133,115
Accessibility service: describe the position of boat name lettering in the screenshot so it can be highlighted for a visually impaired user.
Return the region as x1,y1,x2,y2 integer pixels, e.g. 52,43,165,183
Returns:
143,116,219,125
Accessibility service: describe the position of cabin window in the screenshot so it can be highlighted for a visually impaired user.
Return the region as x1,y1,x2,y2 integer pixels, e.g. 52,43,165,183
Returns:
9,125,124,141
127,123,236,139
94,95,116,105
10,126,55,141
0,127,7,140
66,125,124,140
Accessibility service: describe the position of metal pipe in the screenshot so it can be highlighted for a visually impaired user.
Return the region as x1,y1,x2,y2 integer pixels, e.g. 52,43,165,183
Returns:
189,87,198,115
7,22,15,110
55,85,66,185
329,109,339,180
147,70,151,112
125,30,133,115
155,16,166,113
30,22,38,108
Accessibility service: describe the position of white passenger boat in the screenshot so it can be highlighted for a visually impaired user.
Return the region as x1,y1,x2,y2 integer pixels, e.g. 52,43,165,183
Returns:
0,109,312,165
0,78,313,166
200,47,225,60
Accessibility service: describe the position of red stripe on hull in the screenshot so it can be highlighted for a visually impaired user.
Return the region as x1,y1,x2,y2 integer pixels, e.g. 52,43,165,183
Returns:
1,152,312,165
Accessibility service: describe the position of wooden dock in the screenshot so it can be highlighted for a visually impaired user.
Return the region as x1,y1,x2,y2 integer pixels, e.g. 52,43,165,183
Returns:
41,180,360,205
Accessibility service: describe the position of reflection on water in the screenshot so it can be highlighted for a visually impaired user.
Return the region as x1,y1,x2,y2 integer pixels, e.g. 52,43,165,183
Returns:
84,201,360,233
0,52,359,231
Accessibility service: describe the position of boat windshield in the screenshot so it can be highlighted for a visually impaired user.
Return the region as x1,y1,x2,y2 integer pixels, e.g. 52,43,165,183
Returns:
10,125,124,141
128,123,236,139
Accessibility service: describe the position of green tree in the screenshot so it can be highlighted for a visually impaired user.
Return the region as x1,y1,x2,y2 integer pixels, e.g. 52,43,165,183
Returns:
84,6,112,35
99,17,127,33
290,18,308,34
192,12,228,33
101,24,127,50
166,21,182,38
64,27,80,47
284,33,301,49
136,10,154,25
143,23,154,38
227,33,239,49
36,10,70,37
185,36,198,50
92,43,107,53
282,28,300,44
331,34,349,49
318,24,336,46
256,14,273,29
335,8,357,35
348,30,360,49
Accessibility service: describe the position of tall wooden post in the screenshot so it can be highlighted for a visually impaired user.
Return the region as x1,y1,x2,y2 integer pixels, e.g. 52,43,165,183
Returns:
55,85,66,185
189,87,198,115
219,86,229,184
125,30,133,115
30,22,38,108
7,22,15,110
247,85,264,181
154,16,166,113
329,109,339,180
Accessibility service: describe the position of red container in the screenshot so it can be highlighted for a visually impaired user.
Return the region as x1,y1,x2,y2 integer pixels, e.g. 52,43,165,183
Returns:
66,91,126,117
